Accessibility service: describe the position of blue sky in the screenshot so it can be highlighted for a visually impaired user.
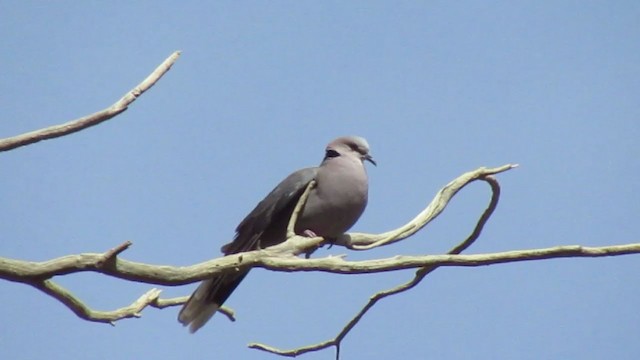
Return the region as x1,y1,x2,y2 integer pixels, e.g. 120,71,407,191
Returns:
1,1,639,359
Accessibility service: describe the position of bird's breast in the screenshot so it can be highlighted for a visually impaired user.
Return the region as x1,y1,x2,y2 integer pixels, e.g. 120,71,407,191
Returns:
296,162,368,237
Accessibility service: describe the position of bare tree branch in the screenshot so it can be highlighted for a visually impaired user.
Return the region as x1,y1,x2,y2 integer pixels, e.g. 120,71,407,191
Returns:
31,280,163,324
335,164,516,250
1,165,515,285
27,279,237,324
248,173,503,356
0,51,181,152
287,180,317,239
1,147,638,360
0,50,239,327
4,240,638,284
251,239,640,358
2,162,638,343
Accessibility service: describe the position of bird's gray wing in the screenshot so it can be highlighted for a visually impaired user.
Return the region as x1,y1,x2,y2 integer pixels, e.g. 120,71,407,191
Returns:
179,167,318,332
221,166,319,255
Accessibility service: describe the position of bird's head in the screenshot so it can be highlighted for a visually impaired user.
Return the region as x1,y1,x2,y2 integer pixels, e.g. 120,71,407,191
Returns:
323,136,376,166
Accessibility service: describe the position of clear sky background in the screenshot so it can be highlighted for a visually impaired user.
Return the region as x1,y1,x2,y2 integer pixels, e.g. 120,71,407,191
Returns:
1,1,639,359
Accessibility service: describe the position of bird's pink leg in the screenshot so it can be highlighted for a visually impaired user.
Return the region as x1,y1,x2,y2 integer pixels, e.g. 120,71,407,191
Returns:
302,229,318,238
300,229,320,258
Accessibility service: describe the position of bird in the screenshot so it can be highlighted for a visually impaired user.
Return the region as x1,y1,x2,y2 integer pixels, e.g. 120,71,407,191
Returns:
178,136,375,333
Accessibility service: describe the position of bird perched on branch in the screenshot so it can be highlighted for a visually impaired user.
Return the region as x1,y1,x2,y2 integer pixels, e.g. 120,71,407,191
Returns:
178,136,375,333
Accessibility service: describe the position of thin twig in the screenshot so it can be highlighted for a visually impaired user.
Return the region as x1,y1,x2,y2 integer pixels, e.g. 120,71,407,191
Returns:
97,240,132,267
152,295,190,308
150,296,236,322
286,180,317,239
0,51,181,152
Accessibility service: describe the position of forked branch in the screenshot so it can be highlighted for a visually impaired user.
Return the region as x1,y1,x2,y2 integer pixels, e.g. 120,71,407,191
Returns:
248,173,504,357
2,163,638,346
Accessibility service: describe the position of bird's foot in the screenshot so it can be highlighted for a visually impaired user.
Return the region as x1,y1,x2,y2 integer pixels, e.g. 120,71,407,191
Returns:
302,229,318,238
301,229,321,259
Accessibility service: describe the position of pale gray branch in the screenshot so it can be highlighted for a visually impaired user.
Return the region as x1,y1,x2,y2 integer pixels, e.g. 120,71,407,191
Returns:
3,237,638,331
336,164,517,250
249,174,504,356
0,37,632,360
4,242,639,284
249,241,640,356
287,180,317,239
31,280,163,324
0,51,181,152
27,281,236,325
2,163,636,357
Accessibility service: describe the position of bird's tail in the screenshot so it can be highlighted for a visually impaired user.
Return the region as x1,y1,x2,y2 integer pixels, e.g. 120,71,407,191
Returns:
178,272,248,333
178,279,219,333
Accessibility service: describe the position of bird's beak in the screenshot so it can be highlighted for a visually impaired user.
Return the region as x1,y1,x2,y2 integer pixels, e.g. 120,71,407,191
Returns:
364,154,377,166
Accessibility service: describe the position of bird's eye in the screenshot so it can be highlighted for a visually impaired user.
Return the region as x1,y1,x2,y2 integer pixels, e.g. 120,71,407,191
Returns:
325,149,340,158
